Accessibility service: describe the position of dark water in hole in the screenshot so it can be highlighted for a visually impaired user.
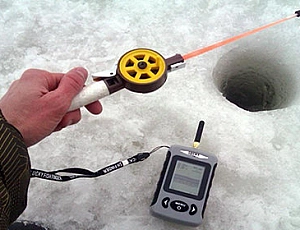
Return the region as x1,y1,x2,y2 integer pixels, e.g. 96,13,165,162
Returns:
221,69,276,112
213,47,296,112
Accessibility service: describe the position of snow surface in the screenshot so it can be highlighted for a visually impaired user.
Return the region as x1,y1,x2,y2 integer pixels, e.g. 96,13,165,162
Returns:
1,0,300,229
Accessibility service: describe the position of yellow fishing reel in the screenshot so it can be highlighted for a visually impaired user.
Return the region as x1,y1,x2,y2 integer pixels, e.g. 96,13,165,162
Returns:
69,48,184,111
117,48,167,93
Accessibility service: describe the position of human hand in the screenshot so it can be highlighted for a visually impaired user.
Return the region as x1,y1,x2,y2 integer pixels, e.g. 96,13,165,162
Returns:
0,67,102,147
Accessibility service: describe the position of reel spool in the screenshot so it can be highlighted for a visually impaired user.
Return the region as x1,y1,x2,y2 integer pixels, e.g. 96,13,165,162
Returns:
117,48,167,93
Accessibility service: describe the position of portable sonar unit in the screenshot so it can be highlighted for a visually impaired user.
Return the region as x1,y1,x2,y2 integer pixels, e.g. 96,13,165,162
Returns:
31,120,218,227
150,122,218,226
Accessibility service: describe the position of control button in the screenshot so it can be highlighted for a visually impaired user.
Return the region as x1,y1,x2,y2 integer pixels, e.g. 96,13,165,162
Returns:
162,197,170,208
189,204,198,215
170,200,189,212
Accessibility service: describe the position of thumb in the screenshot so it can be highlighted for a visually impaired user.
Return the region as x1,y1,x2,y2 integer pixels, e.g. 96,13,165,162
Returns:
58,67,88,101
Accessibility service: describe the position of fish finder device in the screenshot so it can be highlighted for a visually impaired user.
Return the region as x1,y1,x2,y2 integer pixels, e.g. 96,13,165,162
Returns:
150,123,218,226
31,119,217,227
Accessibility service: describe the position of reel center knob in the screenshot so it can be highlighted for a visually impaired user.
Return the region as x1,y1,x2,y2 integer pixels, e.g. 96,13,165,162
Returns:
138,61,147,69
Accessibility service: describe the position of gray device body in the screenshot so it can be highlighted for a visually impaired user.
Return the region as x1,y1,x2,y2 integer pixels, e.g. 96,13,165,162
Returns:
150,145,218,227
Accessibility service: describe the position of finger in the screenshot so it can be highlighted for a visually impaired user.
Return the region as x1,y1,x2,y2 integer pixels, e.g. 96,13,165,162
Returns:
84,101,103,114
50,73,65,87
54,109,81,131
43,73,65,92
21,69,65,92
56,67,88,101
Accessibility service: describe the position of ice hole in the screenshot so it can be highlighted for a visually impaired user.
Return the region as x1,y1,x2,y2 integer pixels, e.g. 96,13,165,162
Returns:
213,47,296,112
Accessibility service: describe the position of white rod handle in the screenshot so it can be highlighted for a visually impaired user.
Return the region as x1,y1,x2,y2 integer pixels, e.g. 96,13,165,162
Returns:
68,81,110,111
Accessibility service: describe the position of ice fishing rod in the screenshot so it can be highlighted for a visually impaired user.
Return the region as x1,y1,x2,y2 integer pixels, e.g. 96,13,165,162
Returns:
68,10,300,111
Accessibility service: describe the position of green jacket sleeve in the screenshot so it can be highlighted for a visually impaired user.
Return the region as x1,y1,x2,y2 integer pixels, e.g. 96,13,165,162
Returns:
0,110,31,229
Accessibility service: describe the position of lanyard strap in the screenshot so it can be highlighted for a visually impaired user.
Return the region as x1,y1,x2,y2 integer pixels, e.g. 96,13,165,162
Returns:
30,146,169,182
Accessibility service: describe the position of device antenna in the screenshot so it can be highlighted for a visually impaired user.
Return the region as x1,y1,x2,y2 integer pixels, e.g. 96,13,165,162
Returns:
193,121,205,148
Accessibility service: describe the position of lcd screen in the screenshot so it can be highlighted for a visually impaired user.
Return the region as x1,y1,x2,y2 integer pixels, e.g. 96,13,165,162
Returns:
169,160,205,196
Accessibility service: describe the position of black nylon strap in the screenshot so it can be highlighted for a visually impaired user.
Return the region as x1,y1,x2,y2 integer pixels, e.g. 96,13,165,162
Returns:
30,146,169,182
